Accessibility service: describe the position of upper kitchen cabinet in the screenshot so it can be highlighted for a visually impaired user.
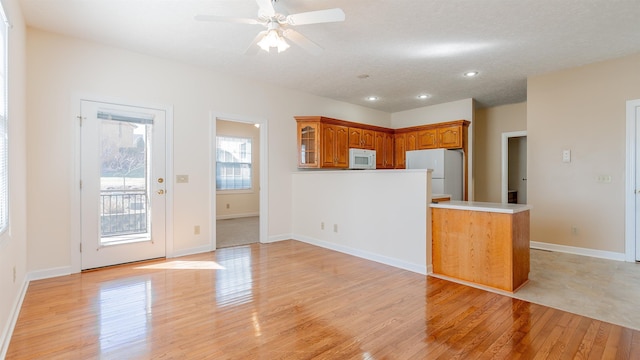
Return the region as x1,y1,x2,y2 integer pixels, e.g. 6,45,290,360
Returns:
394,133,407,169
295,116,388,169
437,124,464,149
295,117,469,171
348,127,375,150
297,121,320,168
374,131,394,169
417,128,437,149
321,123,349,168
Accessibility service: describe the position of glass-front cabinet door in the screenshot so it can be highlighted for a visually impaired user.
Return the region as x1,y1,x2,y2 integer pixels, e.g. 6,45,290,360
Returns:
297,121,320,168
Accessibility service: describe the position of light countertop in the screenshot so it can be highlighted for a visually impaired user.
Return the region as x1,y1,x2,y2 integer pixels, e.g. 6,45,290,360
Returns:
430,200,532,214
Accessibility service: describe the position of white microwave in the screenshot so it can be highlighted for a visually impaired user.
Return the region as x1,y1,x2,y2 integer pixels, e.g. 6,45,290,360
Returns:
349,148,376,169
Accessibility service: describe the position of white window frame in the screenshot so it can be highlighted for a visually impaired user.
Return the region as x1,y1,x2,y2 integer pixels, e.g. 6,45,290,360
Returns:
215,135,253,192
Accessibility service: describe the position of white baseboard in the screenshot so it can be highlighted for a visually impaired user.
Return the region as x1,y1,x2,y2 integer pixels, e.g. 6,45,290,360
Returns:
265,234,292,243
0,277,29,359
28,266,73,281
170,244,213,258
216,212,259,220
530,241,626,262
293,235,427,275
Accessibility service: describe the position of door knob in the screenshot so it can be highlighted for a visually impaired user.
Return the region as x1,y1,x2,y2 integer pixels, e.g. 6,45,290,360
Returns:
158,178,164,183
157,189,165,195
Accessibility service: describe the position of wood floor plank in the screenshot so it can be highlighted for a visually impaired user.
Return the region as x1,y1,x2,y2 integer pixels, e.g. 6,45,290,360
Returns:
6,240,640,359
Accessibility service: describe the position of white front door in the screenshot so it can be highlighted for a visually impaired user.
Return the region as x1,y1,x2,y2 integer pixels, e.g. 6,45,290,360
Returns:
80,100,167,269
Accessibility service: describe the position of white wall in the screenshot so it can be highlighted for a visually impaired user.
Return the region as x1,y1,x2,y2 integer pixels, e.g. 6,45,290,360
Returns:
292,170,431,274
0,0,27,356
391,98,475,199
25,28,391,273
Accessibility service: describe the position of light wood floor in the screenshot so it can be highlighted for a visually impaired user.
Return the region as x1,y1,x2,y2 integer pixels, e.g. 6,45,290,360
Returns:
7,240,640,359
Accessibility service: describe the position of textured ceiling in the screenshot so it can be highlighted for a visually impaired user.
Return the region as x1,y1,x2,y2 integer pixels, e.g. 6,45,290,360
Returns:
18,0,640,113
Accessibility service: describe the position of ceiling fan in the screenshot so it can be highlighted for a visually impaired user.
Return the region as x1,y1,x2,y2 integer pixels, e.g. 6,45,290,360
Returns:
195,0,345,55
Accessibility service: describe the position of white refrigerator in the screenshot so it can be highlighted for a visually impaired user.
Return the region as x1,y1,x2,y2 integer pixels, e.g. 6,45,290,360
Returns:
405,149,463,200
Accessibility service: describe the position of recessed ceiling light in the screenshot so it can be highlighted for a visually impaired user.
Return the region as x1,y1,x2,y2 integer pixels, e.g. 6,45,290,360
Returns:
417,94,431,99
366,96,378,101
464,71,479,77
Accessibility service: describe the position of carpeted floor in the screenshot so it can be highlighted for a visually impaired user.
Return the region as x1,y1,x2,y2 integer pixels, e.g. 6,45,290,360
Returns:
216,216,259,248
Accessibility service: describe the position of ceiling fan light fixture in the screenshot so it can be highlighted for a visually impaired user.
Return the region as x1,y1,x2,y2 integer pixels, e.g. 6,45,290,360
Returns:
257,29,290,53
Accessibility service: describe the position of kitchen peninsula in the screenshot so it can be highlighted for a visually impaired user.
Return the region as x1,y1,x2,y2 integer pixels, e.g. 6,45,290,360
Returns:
430,201,532,292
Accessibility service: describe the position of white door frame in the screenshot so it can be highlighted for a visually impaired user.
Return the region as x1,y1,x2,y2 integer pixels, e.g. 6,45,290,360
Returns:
625,99,640,262
501,131,527,204
71,94,174,273
210,112,268,250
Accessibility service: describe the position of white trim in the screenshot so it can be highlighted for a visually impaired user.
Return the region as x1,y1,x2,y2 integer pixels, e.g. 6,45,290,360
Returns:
0,278,29,359
70,94,174,272
625,99,640,262
216,212,259,220
266,234,292,243
27,266,73,281
501,131,527,204
294,235,427,275
210,112,268,252
530,241,626,262
169,244,213,258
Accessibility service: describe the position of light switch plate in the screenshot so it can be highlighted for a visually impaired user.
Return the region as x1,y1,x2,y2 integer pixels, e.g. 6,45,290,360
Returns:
562,149,571,163
176,174,189,183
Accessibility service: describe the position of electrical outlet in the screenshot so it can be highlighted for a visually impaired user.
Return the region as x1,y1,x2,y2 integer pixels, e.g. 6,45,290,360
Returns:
226,203,230,209
562,149,571,163
596,175,612,183
571,226,578,235
321,222,324,230
333,224,338,233
194,225,200,235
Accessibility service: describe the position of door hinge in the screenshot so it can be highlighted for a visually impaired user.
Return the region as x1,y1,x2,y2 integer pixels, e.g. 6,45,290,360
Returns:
80,180,83,189
79,243,82,253
77,115,83,126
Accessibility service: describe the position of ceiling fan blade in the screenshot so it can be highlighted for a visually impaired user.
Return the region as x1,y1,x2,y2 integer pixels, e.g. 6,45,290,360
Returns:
255,0,276,18
245,31,268,55
194,14,259,25
286,8,345,26
282,29,323,55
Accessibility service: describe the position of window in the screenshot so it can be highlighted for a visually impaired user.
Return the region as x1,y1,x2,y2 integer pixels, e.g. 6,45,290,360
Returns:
0,7,8,234
216,136,252,191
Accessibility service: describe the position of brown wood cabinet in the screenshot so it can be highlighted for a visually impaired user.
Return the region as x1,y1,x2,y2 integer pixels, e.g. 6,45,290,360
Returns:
417,128,437,149
321,124,349,168
297,121,320,168
394,133,406,169
437,124,463,149
348,127,375,150
431,206,530,292
374,131,394,169
295,117,470,190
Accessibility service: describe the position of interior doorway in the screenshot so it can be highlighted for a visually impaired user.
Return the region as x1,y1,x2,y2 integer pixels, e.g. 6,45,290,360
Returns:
211,115,267,250
501,131,527,204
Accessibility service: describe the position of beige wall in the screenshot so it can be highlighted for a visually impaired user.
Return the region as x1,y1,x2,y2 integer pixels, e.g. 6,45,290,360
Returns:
474,102,527,202
528,52,640,253
215,120,260,218
0,0,27,354
25,28,391,272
